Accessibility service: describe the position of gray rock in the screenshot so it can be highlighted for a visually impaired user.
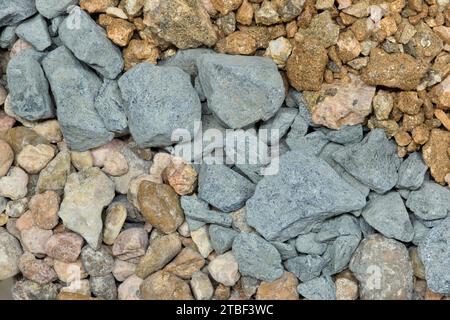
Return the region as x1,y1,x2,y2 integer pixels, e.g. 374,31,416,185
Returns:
197,54,285,129
160,48,214,76
36,0,78,19
406,181,450,221
359,217,376,238
0,0,37,27
314,214,361,242
49,15,65,37
350,234,413,300
208,225,238,255
332,128,401,194
181,196,232,227
286,131,329,155
271,241,298,260
59,6,123,79
195,76,206,101
418,218,450,294
198,164,255,213
396,152,427,190
7,49,54,121
295,233,327,255
42,46,113,151
318,125,364,145
362,192,414,242
232,232,283,282
322,235,361,275
246,151,367,241
186,217,206,231
319,143,370,198
0,197,6,213
81,246,114,277
284,255,326,282
94,79,128,134
297,276,336,300
398,189,410,199
0,25,17,48
411,216,431,246
90,274,118,300
15,14,52,51
0,227,23,280
260,108,298,145
119,62,201,148
11,279,58,300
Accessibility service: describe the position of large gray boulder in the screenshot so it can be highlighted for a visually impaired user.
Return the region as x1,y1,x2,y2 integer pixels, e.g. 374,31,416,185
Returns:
119,62,201,148
197,54,285,129
59,6,123,79
36,0,78,19
232,232,283,282
246,150,367,241
418,218,450,294
7,49,54,121
42,46,113,151
0,0,36,27
332,129,401,194
362,192,414,242
406,181,450,221
15,14,52,51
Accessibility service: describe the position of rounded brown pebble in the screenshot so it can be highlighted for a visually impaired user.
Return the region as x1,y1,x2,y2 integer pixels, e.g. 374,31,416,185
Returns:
29,191,60,230
412,124,430,145
394,130,412,147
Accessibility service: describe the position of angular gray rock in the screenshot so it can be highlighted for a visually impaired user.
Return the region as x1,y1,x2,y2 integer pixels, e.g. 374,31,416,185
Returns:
49,15,65,37
0,0,37,27
232,232,283,282
181,196,233,227
284,255,326,282
90,274,118,300
94,79,128,134
198,164,255,213
406,181,450,221
260,108,298,145
59,6,123,79
81,245,114,277
271,241,298,260
36,0,78,19
0,227,23,280
350,234,413,300
11,279,58,300
7,49,54,121
319,125,364,145
286,131,329,155
0,25,17,48
209,225,238,255
160,48,214,76
332,128,401,194
297,276,336,300
15,14,52,51
246,151,367,241
295,233,327,255
285,112,309,146
411,216,431,246
119,62,201,148
418,217,450,294
42,46,113,151
396,152,428,190
197,54,285,128
362,192,414,242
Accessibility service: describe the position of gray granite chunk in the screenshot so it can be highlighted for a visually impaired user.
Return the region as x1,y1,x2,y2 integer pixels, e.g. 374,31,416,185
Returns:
181,196,232,227
295,233,327,255
318,125,364,145
396,152,428,190
36,0,78,19
208,225,238,255
0,25,17,48
284,255,326,282
406,181,450,221
260,108,298,145
15,14,51,51
297,276,336,300
0,0,37,27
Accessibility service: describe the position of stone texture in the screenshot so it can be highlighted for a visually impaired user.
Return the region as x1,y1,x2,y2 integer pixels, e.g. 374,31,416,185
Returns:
112,227,148,261
17,144,55,174
0,167,28,200
0,227,23,280
215,31,256,55
190,271,213,300
18,252,57,284
20,226,52,256
191,226,214,258
297,276,336,300
36,150,71,193
197,54,285,128
164,247,205,280
12,279,58,300
0,0,37,27
140,271,193,300
349,234,413,300
256,271,299,300
396,152,428,190
103,203,127,245
406,181,450,221
15,15,51,51
58,168,115,249
36,0,78,19
209,225,239,255
118,274,142,300
422,129,450,184
208,251,240,286
162,159,197,196
0,139,13,177
81,245,114,277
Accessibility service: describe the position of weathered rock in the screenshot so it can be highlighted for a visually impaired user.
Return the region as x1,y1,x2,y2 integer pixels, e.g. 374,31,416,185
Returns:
143,0,218,49
197,54,285,128
181,196,233,227
296,11,339,48
295,233,327,255
0,139,13,177
0,0,37,27
90,274,117,300
256,271,299,300
53,259,87,283
422,129,450,184
297,276,336,300
45,232,84,263
36,149,71,193
362,192,414,242
94,80,128,134
0,227,23,280
284,255,325,282
135,233,181,279
0,167,28,200
36,0,78,19
209,225,239,255
42,47,113,151
198,164,255,213
7,49,53,121
18,252,57,284
59,6,124,79
191,226,214,258
335,273,359,300
361,48,428,90
118,274,142,300
137,181,184,234
32,120,62,144
112,227,148,261
418,218,450,294
58,168,115,249
119,63,201,148
310,74,376,129
349,234,413,300
80,245,114,277
215,31,256,55
15,15,51,51
260,108,298,145
232,232,283,282
112,259,136,282
208,251,240,286
103,203,127,245
20,226,53,256
12,279,58,300
247,151,366,241
406,181,450,221
107,18,136,47
162,159,197,196
80,0,119,13
17,144,55,174
332,129,401,194
164,247,205,279
396,152,428,190
102,151,128,177
140,271,193,300
190,271,213,300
